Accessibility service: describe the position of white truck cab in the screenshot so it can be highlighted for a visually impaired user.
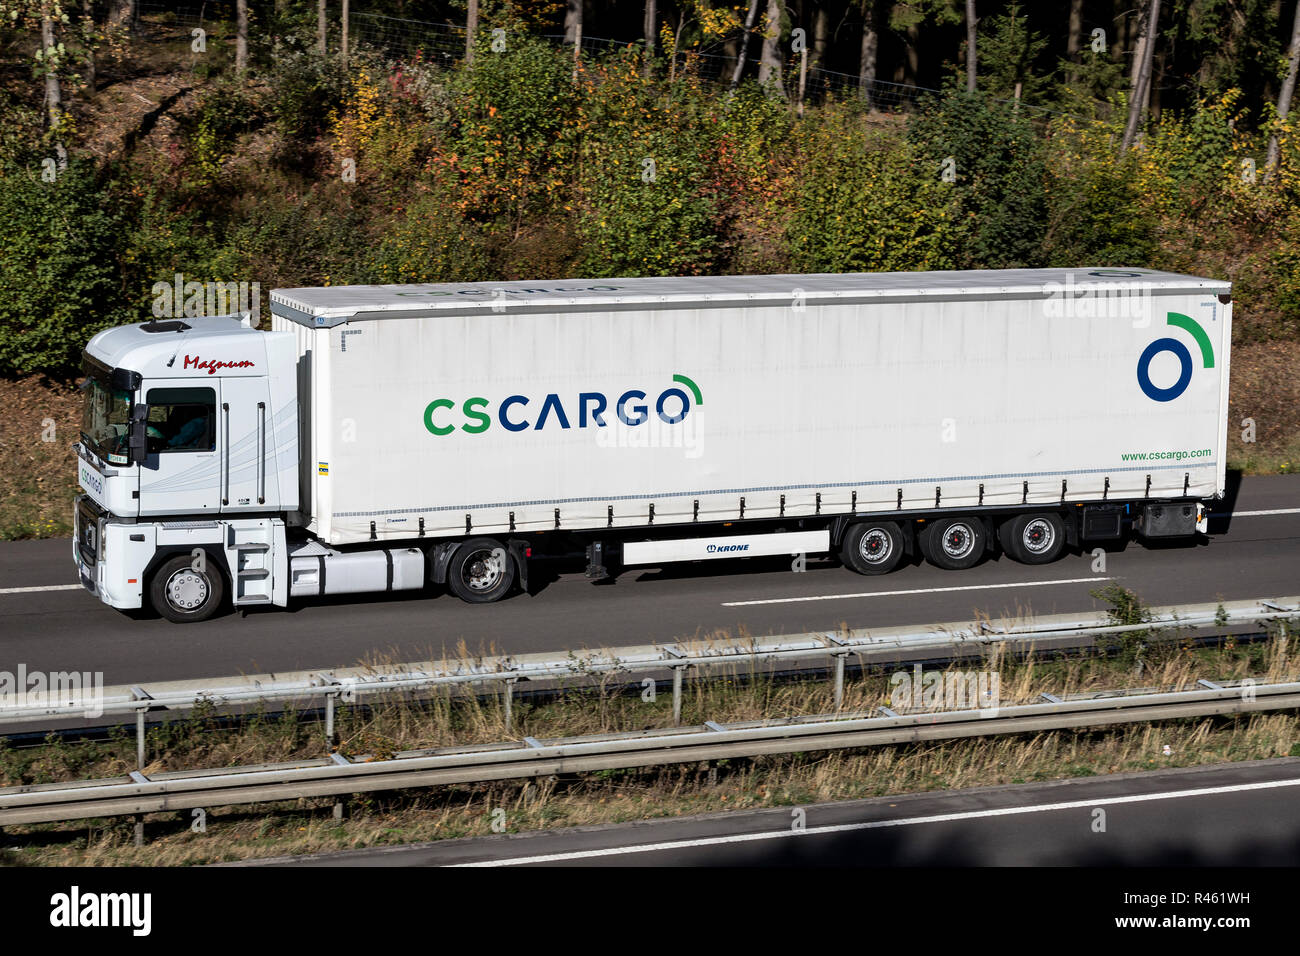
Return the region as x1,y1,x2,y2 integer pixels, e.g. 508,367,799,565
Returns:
74,315,300,620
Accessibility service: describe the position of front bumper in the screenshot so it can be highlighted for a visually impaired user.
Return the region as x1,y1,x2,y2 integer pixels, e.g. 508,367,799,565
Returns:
73,495,148,610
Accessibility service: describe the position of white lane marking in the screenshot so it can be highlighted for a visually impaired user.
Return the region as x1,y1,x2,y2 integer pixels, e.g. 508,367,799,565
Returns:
721,576,1108,607
0,584,83,595
452,775,1300,866
1231,508,1300,517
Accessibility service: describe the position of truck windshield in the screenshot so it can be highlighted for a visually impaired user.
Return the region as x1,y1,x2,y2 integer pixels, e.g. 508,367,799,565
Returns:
80,372,132,465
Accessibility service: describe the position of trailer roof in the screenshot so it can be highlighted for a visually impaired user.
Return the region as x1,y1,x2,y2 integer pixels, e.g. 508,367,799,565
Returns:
270,268,1231,328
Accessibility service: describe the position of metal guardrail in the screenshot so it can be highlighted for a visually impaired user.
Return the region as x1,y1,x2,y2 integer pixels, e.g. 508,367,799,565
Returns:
1,677,1296,827
2,597,1295,733
0,596,1294,828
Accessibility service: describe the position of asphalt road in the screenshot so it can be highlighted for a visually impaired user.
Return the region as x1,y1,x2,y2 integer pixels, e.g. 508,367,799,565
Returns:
245,757,1300,866
1,474,1297,685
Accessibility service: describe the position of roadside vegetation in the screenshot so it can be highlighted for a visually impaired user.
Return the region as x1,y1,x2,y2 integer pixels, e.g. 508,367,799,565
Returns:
3,4,1300,537
3,590,1297,865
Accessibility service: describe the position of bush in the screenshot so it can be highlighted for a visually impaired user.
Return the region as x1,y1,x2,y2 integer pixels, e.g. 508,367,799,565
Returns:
908,91,1048,269
787,104,959,273
0,165,130,375
576,54,718,276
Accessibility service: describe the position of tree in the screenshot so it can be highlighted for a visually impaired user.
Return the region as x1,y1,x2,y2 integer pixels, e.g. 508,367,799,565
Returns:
236,0,248,74
978,2,1051,104
758,0,783,88
40,9,68,169
318,0,326,54
1267,0,1300,175
644,0,657,64
859,0,880,107
1122,0,1160,150
466,0,478,64
564,0,583,45
730,0,761,89
965,0,976,92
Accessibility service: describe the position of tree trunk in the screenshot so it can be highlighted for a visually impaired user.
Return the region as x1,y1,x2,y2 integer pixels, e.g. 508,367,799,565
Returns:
465,0,478,64
904,20,919,86
1122,0,1159,150
564,0,583,45
41,16,68,169
83,0,96,94
1128,0,1150,89
730,0,761,89
757,0,783,88
107,0,133,30
858,0,878,108
236,0,248,74
644,0,657,60
1267,0,1300,174
341,0,349,66
1065,0,1083,83
810,3,828,72
965,0,976,92
318,0,327,54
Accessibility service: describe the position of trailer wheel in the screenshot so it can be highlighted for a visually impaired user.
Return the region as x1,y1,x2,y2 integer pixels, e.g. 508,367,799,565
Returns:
840,522,905,575
149,553,225,623
446,538,516,604
919,516,986,570
999,513,1066,565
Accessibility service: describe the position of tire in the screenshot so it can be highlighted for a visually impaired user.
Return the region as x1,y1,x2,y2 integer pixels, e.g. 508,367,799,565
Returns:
446,537,516,604
149,553,225,623
999,512,1066,565
840,521,905,575
919,516,987,570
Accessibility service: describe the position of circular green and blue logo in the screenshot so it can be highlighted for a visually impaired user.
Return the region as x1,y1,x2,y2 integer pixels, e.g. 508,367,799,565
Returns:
1137,312,1214,403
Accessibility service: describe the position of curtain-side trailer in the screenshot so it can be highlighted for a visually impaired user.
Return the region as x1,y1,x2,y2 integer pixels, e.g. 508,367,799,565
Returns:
72,268,1231,622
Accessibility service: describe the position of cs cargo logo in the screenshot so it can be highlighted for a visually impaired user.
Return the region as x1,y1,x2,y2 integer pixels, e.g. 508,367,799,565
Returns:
1136,312,1214,402
424,374,703,436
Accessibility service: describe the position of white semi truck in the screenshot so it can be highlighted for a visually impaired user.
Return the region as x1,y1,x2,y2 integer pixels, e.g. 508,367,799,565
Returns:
73,268,1231,622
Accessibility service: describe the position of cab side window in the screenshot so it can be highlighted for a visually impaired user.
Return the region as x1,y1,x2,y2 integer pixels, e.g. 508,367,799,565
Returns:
146,387,216,453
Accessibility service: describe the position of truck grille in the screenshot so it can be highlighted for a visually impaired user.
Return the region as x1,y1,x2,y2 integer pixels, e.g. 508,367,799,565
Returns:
76,496,100,568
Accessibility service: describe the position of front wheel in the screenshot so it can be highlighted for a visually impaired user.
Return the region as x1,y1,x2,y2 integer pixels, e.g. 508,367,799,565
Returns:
149,553,225,623
446,537,516,604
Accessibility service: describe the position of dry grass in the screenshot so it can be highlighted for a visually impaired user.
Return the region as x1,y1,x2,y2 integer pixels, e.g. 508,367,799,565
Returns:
2,623,1297,866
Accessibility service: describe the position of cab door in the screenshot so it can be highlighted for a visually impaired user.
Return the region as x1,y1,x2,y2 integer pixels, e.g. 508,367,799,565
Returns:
136,382,222,516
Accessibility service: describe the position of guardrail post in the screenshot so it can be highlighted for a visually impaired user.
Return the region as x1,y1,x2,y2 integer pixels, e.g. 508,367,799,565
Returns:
833,652,847,712
503,677,516,730
672,665,684,725
325,692,336,746
130,687,153,770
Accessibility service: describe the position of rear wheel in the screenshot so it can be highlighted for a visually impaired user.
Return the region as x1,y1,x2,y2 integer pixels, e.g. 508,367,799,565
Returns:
919,516,987,570
150,553,225,623
840,521,905,575
446,537,516,603
999,512,1066,564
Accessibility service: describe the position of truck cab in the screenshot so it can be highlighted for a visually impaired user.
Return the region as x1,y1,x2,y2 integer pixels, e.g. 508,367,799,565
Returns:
74,315,300,620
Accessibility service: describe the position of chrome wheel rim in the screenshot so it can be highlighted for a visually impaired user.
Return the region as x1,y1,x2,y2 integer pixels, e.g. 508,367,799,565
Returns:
165,569,209,611
941,523,976,560
1022,518,1056,555
858,528,894,565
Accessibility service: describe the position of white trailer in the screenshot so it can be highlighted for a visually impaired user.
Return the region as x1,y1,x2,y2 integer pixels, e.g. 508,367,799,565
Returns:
73,268,1231,622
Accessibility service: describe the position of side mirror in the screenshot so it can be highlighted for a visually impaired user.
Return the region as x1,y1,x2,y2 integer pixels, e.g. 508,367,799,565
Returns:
128,404,150,464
